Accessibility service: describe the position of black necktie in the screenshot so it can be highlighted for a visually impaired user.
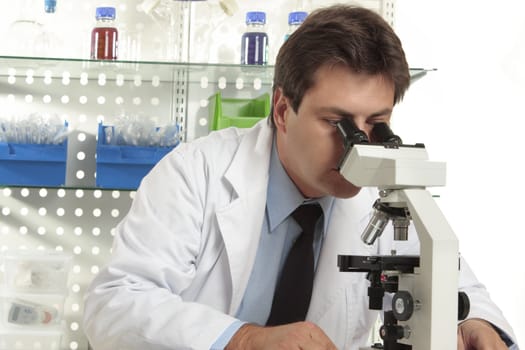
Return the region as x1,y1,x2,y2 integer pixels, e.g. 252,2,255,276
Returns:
266,203,324,326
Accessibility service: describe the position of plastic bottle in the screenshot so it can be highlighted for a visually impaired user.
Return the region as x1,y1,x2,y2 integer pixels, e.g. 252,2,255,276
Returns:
284,11,307,41
240,11,268,65
35,0,63,57
90,7,118,60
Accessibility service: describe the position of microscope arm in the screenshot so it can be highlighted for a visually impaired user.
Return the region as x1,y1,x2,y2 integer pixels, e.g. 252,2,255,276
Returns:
384,188,459,349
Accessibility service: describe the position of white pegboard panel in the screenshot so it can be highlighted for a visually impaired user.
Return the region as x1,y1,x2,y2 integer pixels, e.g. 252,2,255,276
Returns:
381,0,396,27
0,187,134,350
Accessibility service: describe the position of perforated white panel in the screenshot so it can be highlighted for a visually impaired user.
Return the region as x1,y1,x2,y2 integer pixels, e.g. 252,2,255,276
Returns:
1,187,133,350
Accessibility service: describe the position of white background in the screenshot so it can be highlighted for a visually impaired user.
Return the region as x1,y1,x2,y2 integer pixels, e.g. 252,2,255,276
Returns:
394,0,524,346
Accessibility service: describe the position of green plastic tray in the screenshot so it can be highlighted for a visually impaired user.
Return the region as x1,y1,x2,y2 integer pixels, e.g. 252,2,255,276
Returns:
209,92,270,130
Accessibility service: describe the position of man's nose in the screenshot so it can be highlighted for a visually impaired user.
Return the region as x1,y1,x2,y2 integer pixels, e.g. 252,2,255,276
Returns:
353,119,370,138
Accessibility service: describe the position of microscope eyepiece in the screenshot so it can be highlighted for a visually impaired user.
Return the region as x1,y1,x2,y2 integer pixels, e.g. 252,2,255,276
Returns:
336,118,369,147
371,123,402,145
336,118,370,170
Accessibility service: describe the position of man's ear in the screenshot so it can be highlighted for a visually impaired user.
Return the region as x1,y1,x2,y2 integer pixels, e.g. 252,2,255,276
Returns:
272,87,288,132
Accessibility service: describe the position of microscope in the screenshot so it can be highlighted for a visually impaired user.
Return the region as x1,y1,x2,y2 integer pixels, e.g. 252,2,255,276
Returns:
336,120,469,349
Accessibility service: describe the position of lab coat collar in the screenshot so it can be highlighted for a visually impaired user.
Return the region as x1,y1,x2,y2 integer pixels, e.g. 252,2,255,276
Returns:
223,120,273,198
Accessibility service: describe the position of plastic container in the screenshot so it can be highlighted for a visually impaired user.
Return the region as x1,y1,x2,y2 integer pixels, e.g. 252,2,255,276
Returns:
2,251,72,294
284,11,307,41
90,6,118,60
0,140,67,187
96,124,177,189
0,293,65,329
209,92,270,130
240,11,268,65
0,329,62,350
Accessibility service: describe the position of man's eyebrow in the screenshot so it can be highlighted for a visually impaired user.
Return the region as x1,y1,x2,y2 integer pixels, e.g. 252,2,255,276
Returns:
369,108,393,118
316,107,354,118
316,106,393,118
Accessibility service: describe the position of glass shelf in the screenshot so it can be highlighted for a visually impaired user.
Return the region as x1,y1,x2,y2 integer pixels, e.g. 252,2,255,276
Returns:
0,55,275,84
0,55,433,84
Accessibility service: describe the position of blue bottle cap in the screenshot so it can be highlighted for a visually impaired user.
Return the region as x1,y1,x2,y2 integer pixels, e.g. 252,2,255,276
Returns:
96,7,116,20
246,11,266,25
288,11,308,25
45,0,57,13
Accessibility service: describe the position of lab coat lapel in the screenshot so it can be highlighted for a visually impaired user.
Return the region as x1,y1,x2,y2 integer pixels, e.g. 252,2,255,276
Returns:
216,121,273,314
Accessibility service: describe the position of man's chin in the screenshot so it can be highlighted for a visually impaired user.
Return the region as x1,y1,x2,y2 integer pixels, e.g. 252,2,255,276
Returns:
333,184,362,199
327,172,362,198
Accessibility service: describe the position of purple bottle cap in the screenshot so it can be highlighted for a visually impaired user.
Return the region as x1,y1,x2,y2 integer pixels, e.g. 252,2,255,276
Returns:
96,7,116,20
246,11,266,25
288,11,307,25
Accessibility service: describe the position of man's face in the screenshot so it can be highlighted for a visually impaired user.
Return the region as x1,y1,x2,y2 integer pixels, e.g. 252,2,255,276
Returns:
274,64,395,198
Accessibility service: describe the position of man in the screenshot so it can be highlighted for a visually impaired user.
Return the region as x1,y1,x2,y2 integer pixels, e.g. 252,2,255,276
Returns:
83,4,518,349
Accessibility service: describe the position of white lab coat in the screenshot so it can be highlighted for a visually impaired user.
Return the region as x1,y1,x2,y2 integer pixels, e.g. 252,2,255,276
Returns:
83,120,517,350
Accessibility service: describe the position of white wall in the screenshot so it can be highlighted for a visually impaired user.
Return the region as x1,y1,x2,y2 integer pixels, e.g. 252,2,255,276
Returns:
394,0,524,346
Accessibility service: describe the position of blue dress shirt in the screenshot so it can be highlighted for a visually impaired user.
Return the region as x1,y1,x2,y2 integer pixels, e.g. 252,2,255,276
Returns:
211,138,334,349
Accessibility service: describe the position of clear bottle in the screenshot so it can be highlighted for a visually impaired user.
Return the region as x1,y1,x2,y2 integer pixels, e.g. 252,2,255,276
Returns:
35,0,63,57
240,11,268,65
284,11,307,41
90,6,118,60
4,0,42,56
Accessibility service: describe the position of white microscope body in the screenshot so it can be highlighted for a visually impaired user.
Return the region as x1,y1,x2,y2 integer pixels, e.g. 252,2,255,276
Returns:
337,124,460,349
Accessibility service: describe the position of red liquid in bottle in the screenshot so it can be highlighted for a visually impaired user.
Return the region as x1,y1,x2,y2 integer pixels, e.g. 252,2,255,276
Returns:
91,27,118,60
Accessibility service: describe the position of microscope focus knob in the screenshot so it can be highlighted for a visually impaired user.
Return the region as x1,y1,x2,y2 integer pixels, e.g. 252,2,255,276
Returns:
392,291,414,321
458,291,470,321
380,324,409,341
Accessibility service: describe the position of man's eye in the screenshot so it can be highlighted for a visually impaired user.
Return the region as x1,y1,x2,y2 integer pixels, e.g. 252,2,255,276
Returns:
326,119,340,127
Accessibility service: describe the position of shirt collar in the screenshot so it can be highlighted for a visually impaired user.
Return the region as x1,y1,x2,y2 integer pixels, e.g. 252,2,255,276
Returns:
267,136,335,232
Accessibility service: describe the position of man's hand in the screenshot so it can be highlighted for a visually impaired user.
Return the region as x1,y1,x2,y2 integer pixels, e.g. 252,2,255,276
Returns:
458,318,508,350
225,321,337,350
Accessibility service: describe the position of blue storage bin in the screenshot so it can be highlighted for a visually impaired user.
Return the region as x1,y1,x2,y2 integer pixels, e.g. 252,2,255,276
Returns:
96,124,177,189
0,141,67,187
